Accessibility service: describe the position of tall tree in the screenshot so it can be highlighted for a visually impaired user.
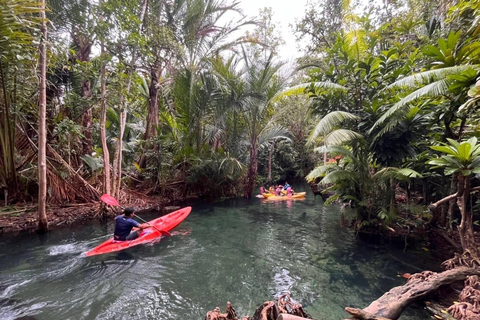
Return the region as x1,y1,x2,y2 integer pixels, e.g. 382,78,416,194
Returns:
48,0,97,156
241,51,289,198
38,0,48,231
98,0,110,195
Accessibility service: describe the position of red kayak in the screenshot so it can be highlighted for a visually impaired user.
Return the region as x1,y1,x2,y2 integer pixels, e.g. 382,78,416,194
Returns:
85,206,192,257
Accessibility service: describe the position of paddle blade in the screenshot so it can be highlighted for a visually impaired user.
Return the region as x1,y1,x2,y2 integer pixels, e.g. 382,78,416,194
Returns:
100,194,120,206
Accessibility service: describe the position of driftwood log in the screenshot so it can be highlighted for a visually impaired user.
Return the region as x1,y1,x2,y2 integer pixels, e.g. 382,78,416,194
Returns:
344,266,480,320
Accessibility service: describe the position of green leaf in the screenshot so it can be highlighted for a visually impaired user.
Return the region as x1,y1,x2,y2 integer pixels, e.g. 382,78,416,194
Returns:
457,142,472,160
431,145,458,156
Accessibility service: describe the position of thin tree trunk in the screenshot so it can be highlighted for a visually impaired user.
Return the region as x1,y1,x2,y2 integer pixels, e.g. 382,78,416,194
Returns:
447,174,458,231
99,16,110,196
244,138,258,199
457,175,467,252
81,83,93,155
456,175,479,259
72,33,93,156
139,67,159,168
112,0,148,198
38,0,48,231
267,141,275,184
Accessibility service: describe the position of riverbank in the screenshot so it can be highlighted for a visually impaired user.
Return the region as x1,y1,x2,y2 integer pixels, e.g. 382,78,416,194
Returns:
0,189,193,234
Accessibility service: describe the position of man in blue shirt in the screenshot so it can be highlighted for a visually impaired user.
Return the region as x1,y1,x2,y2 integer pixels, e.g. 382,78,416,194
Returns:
114,208,148,241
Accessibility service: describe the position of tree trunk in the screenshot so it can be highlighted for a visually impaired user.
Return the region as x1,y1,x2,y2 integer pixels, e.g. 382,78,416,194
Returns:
447,174,458,231
456,175,479,259
37,0,48,232
99,20,110,196
244,138,258,199
139,67,159,168
145,68,159,141
267,141,275,184
72,33,93,156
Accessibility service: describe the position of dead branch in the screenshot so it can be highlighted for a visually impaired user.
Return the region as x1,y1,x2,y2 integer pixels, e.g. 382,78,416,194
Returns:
344,307,393,320
345,267,480,320
47,144,100,199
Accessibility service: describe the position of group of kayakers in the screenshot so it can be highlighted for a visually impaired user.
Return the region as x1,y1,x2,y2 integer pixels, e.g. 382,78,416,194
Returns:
260,182,295,196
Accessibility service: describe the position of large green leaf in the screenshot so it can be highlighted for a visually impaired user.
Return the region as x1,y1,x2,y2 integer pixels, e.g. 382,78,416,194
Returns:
321,170,356,185
457,142,472,161
430,145,458,156
323,129,364,146
309,111,360,141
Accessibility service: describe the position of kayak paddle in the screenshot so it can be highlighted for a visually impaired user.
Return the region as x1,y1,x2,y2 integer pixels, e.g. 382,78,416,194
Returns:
100,194,171,236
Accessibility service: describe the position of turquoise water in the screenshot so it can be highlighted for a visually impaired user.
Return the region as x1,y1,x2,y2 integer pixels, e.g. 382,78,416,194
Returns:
0,186,442,320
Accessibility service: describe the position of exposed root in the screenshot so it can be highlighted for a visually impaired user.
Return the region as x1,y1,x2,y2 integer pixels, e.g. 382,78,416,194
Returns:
277,293,309,318
205,302,249,320
205,296,310,320
442,251,480,270
446,302,478,320
439,253,480,319
406,270,435,283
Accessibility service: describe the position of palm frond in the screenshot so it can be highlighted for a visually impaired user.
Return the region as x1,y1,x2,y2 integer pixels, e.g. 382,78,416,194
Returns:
370,79,450,133
305,164,338,182
321,169,357,185
271,82,347,103
373,167,423,181
384,65,477,90
258,123,291,146
314,145,355,158
322,129,364,146
309,111,359,141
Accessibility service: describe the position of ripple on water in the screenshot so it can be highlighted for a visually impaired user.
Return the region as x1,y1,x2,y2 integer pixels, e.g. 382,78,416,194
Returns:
47,243,87,256
0,191,442,320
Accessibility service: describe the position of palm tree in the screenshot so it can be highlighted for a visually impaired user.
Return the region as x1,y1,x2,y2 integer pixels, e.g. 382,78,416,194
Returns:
241,51,290,198
175,0,253,151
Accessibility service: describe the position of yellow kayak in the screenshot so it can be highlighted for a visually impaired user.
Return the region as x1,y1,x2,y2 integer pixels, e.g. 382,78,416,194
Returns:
266,192,306,200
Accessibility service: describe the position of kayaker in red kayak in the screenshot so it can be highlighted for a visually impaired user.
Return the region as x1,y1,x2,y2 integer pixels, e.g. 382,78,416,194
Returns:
114,208,149,241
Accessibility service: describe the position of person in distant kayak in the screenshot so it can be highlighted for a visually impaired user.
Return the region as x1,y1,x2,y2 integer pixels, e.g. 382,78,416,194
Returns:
283,182,291,191
114,207,149,241
275,185,283,196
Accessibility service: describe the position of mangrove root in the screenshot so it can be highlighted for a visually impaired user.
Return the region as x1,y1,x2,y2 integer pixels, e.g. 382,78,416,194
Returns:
205,295,311,320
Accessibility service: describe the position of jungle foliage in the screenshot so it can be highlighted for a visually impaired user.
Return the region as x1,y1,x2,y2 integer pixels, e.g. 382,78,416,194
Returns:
294,0,480,256
1,0,480,254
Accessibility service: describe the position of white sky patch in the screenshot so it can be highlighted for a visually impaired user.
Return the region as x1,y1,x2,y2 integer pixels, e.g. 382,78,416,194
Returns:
238,0,310,59
221,0,310,61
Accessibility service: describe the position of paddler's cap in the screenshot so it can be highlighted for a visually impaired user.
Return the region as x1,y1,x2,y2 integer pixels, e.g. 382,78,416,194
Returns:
124,207,135,216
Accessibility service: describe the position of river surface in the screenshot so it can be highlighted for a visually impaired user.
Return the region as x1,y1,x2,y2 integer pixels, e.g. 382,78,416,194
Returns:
0,185,443,320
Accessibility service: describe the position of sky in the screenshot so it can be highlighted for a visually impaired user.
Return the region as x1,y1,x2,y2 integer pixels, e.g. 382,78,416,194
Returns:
234,0,310,60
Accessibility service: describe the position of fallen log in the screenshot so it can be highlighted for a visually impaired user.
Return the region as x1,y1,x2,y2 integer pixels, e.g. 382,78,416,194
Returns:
345,267,480,320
